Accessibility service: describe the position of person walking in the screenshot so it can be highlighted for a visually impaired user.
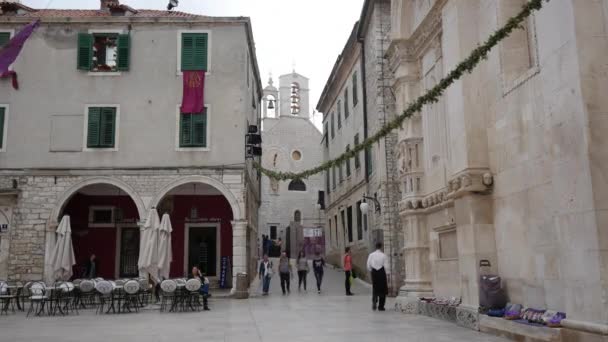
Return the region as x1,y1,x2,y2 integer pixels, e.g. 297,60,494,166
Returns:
189,266,210,310
344,247,354,296
296,251,309,291
367,242,389,311
278,252,293,295
312,251,325,294
258,254,273,295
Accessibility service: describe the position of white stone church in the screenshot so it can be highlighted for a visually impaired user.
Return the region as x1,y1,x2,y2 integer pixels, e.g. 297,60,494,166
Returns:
258,72,325,258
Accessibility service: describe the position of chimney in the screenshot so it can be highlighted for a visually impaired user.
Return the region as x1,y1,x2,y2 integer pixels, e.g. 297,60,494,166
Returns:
100,0,119,10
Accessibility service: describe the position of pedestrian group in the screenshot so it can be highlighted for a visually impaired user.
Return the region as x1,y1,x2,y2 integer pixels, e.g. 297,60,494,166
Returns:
258,242,389,312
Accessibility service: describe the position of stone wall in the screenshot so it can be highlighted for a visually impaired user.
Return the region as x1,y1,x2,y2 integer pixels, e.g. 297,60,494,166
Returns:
389,0,608,332
362,0,401,293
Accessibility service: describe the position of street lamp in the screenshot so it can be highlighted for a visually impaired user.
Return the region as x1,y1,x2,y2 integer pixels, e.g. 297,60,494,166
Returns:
360,193,381,214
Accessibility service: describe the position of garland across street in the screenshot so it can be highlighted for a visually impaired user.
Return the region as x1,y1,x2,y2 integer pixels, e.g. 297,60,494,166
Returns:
253,0,549,182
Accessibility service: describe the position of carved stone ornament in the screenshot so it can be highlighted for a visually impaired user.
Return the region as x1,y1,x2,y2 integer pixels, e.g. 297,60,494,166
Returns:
482,173,494,187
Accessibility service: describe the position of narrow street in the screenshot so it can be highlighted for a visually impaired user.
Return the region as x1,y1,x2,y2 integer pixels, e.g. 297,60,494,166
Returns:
0,265,508,342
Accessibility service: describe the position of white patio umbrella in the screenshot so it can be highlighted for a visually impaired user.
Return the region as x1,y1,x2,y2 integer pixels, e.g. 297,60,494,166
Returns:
138,208,161,282
157,213,173,280
49,215,76,281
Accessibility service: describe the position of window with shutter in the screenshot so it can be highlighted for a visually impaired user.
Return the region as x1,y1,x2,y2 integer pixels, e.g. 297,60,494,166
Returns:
77,33,93,71
344,89,349,119
87,107,116,148
99,108,116,147
180,109,207,148
352,72,359,106
78,33,129,72
0,32,10,49
117,34,130,71
330,112,335,139
181,33,208,71
0,107,5,149
87,107,101,147
337,101,342,129
345,145,351,177
354,134,361,169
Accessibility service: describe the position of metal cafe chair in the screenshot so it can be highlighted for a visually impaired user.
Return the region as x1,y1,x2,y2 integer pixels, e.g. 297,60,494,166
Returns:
159,279,177,312
54,282,78,316
94,281,113,315
138,278,151,307
0,281,16,315
26,282,48,317
122,280,140,313
184,278,202,312
77,279,96,309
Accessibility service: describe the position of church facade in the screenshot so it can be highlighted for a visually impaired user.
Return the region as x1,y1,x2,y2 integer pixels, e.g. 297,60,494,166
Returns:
389,0,608,338
258,72,325,258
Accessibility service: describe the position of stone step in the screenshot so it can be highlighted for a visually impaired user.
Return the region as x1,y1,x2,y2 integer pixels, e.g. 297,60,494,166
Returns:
479,315,562,342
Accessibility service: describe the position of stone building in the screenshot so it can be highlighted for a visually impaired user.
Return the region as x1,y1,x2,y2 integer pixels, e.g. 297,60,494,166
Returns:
258,72,325,258
318,0,401,289
0,0,262,291
389,0,608,338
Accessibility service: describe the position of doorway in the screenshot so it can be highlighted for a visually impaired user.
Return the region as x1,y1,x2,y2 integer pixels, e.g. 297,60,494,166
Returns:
119,227,139,278
187,226,219,277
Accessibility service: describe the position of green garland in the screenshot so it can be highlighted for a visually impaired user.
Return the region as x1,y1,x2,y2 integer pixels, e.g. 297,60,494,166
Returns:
254,0,549,181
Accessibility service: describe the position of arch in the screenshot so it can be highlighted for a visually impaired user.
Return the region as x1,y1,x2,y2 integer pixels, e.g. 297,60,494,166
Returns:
151,175,242,221
288,179,306,192
50,177,146,225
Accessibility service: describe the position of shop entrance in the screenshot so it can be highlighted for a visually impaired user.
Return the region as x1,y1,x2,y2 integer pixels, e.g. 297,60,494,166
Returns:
187,225,219,277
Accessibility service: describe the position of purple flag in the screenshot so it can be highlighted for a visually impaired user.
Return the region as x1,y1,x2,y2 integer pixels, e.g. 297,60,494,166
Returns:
0,20,40,74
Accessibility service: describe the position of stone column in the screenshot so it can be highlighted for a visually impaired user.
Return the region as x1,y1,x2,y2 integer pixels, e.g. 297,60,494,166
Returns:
453,188,496,331
396,213,433,313
231,220,248,294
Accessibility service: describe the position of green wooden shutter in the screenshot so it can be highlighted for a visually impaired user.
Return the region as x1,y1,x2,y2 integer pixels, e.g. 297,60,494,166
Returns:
117,34,130,71
193,33,208,71
0,32,10,49
180,113,193,146
193,110,207,147
181,33,208,71
77,33,93,71
100,107,116,147
87,107,101,147
0,108,5,149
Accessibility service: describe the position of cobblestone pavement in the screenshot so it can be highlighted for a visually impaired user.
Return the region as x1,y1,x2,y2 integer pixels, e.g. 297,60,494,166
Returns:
0,265,508,342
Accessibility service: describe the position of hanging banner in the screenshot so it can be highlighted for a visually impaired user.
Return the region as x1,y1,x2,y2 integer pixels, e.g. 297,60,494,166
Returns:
219,256,229,288
180,70,205,113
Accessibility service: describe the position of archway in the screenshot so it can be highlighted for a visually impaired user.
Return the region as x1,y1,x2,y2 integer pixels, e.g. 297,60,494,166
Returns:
57,183,142,279
152,177,240,286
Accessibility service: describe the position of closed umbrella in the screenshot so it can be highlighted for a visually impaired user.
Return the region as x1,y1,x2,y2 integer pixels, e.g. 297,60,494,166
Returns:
50,215,76,281
157,213,173,280
138,208,160,282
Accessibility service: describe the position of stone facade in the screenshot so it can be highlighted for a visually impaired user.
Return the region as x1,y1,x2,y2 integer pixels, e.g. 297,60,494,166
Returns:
317,0,400,287
0,2,262,290
388,0,608,337
258,72,324,256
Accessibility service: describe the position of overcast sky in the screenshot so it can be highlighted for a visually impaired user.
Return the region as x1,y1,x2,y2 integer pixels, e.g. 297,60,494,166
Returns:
24,0,365,127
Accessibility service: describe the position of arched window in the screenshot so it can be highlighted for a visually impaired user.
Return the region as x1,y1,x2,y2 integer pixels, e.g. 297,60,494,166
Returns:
288,179,306,191
294,210,301,223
